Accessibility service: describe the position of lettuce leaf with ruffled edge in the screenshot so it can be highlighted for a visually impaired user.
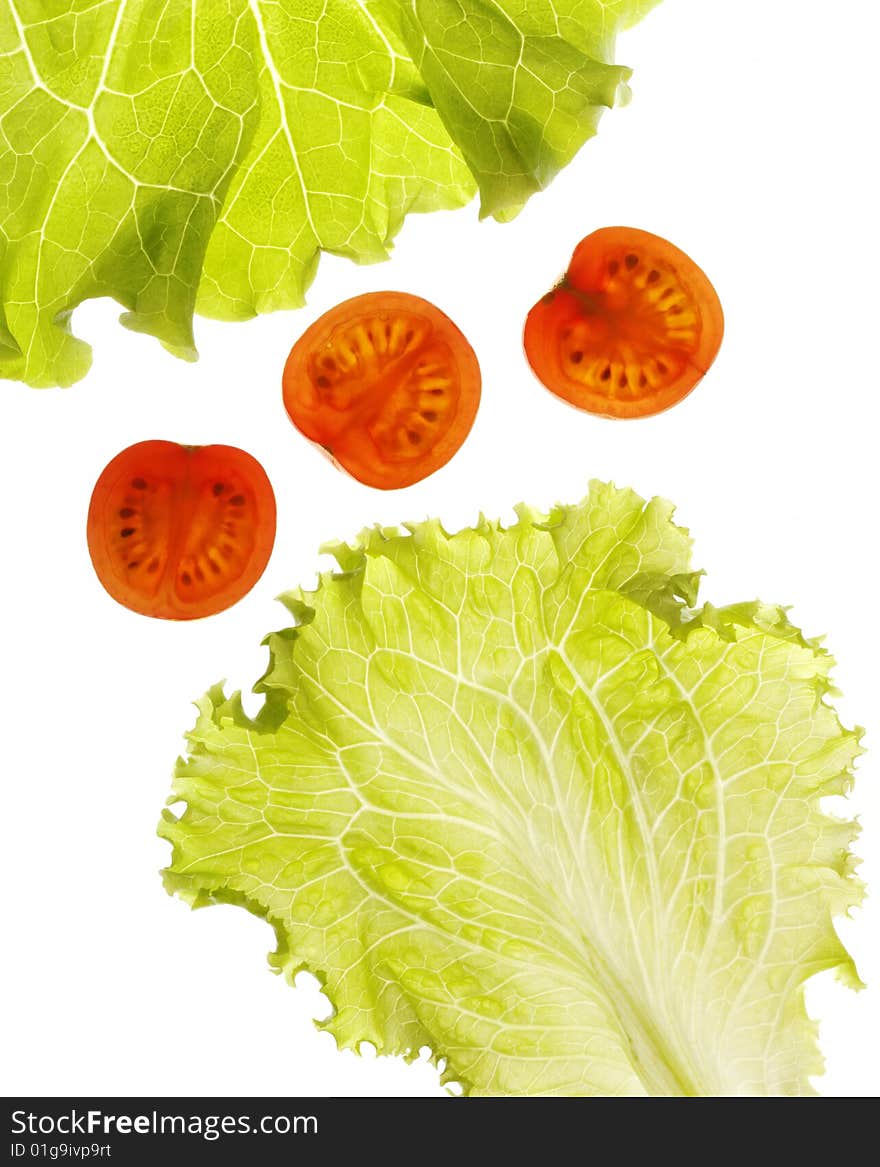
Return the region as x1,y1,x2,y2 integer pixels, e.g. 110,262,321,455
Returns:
160,482,862,1096
0,0,661,387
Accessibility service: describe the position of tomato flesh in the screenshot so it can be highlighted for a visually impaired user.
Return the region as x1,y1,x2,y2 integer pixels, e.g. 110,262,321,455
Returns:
87,441,276,619
282,292,481,489
524,227,724,418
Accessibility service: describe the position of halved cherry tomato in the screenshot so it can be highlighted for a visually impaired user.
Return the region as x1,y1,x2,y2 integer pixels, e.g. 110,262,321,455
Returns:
282,292,481,489
524,227,724,418
87,441,276,620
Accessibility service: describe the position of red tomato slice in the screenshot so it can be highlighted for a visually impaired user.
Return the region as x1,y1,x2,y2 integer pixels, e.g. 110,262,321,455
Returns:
282,292,481,489
524,227,724,418
87,441,276,619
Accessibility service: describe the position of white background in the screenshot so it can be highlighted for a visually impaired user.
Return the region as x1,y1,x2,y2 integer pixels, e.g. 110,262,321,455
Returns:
2,0,878,1096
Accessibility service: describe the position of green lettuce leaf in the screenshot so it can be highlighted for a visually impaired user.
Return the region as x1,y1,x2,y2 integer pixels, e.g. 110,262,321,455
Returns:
0,0,660,386
160,482,863,1096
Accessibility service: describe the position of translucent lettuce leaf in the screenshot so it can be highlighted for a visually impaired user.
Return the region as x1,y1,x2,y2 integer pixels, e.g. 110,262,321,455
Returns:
160,482,863,1096
0,0,659,386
